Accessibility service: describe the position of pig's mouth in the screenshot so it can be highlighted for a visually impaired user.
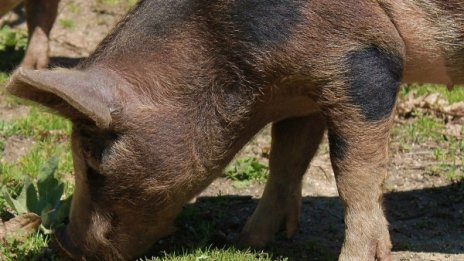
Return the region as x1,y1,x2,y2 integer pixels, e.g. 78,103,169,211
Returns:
54,227,84,260
54,225,127,261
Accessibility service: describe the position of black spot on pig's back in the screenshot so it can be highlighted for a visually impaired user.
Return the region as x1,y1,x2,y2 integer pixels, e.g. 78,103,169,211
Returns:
230,0,304,47
129,0,199,36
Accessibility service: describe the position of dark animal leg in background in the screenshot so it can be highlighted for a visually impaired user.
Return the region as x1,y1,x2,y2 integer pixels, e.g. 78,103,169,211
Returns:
23,0,60,69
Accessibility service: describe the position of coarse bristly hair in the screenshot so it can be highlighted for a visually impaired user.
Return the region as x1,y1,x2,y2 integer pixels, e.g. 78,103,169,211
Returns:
5,0,464,260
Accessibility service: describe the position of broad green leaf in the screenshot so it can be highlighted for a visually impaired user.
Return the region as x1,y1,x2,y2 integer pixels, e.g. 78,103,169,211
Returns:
2,189,26,214
14,178,32,214
1,156,70,229
37,177,64,212
38,156,59,182
40,203,54,228
2,186,24,214
37,156,63,212
53,196,72,227
25,180,39,214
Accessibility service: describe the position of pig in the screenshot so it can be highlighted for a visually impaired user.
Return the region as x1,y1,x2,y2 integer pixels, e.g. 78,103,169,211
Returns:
1,0,60,69
5,0,464,260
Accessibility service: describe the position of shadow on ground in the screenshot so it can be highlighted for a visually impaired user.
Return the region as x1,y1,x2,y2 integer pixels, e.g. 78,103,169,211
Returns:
148,182,464,260
0,48,24,72
49,56,84,68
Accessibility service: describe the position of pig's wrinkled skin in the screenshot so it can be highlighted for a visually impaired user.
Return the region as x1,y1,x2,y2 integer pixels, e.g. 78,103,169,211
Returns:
1,0,59,69
5,0,464,260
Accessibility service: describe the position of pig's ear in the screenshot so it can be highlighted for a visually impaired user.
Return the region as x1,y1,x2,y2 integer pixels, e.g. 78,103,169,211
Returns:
6,68,112,129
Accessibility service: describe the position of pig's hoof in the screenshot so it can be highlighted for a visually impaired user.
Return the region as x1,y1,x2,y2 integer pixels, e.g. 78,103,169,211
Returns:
237,199,300,250
375,239,392,261
340,231,392,261
21,57,49,70
53,227,82,260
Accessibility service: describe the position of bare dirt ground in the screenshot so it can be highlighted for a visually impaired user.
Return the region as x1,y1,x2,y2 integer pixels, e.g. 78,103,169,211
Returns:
1,0,463,260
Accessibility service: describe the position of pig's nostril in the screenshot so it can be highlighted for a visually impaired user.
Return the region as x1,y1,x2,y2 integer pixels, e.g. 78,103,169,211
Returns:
54,227,83,260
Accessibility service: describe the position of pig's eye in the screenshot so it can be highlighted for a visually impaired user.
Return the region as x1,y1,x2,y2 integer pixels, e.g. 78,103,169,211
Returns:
77,127,119,165
87,166,106,186
81,139,107,163
86,166,107,199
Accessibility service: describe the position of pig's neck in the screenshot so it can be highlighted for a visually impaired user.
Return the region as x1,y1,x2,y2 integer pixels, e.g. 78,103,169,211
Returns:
183,82,269,195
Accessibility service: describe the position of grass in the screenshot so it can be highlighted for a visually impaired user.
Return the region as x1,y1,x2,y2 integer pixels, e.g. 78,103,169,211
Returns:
392,112,444,145
392,115,463,181
0,105,72,185
0,72,8,83
59,18,75,29
392,86,464,182
0,232,51,261
67,2,81,13
0,25,27,72
145,248,285,261
0,26,27,51
225,156,268,188
401,83,464,104
431,139,464,182
97,0,122,5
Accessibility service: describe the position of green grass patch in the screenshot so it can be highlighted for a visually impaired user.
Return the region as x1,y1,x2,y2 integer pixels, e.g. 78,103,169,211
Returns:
401,84,464,104
392,113,464,182
67,2,81,13
146,248,285,261
98,0,121,5
2,157,72,230
0,232,51,261
59,18,75,29
395,84,464,182
0,72,8,84
0,106,72,189
0,139,4,152
0,25,27,72
0,107,71,138
1,140,73,191
225,157,268,188
129,0,138,7
393,113,445,145
431,138,464,182
0,26,27,51
0,106,73,259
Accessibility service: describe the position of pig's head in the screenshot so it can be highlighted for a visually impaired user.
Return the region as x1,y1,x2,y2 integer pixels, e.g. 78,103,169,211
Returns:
6,68,199,260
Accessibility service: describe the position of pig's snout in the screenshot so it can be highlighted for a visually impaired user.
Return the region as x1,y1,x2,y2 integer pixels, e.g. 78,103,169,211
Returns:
53,218,125,261
54,225,125,261
53,213,174,260
54,226,84,260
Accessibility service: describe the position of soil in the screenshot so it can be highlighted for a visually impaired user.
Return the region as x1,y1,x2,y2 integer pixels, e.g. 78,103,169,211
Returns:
1,1,463,260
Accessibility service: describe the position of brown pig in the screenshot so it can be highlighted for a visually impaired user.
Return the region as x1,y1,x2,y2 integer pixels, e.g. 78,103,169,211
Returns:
5,0,464,260
1,0,60,69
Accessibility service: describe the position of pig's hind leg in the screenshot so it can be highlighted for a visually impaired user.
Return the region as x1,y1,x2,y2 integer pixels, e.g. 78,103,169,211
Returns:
238,113,326,248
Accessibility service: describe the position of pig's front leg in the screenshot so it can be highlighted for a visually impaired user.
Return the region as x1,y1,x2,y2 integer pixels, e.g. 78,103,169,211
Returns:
239,113,326,248
328,119,393,261
22,0,60,69
326,47,403,261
